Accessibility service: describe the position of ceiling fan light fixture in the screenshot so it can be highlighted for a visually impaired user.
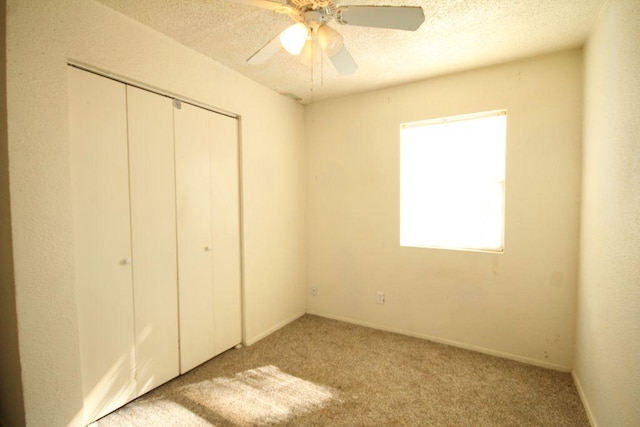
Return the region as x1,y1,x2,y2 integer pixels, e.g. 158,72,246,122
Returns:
244,0,424,78
318,24,344,57
280,22,308,55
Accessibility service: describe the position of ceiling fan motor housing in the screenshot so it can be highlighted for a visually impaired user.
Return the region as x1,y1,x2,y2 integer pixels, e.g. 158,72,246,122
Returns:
292,0,337,24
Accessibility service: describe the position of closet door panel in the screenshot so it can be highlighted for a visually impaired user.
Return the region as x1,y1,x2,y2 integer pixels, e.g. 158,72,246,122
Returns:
210,114,243,356
174,102,215,373
126,86,180,394
68,67,136,423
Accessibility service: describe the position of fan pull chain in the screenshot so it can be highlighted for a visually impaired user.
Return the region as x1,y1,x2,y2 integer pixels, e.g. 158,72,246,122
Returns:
321,47,324,88
311,38,314,92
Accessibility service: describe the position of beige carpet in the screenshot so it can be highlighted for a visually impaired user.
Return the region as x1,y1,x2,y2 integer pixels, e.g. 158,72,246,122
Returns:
92,315,589,426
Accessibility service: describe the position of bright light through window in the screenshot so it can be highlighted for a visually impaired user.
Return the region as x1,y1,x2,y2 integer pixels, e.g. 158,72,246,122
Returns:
400,110,507,252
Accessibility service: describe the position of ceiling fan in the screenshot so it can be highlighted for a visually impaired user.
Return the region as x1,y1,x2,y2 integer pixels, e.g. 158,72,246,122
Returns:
231,0,425,75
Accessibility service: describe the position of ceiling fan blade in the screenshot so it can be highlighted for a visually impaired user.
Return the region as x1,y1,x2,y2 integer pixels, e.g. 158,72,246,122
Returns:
227,0,295,14
329,46,358,75
336,6,425,31
247,31,283,64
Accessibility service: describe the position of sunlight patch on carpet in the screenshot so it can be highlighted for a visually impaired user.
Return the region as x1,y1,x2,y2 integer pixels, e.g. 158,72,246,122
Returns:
90,397,213,426
180,365,336,425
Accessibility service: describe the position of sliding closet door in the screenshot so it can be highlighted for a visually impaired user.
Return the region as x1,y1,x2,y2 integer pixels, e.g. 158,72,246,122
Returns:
68,67,136,423
174,102,216,373
126,86,180,394
210,114,242,356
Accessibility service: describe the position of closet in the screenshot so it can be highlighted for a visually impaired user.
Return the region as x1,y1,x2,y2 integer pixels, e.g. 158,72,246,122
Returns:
68,67,242,424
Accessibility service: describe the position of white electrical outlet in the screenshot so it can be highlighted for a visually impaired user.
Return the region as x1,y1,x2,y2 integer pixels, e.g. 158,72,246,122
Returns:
376,291,385,304
311,287,318,296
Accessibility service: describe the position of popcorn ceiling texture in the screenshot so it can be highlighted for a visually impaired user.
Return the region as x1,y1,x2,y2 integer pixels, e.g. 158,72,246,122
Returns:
96,0,603,103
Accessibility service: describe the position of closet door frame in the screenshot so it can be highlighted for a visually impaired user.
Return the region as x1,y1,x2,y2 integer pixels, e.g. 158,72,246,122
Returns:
68,63,245,414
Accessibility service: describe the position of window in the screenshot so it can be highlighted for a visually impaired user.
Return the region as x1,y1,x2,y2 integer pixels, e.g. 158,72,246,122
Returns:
400,110,506,252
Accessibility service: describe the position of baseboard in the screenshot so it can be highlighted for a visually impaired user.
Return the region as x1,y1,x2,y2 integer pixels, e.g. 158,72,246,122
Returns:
572,370,597,427
244,311,306,346
306,310,571,372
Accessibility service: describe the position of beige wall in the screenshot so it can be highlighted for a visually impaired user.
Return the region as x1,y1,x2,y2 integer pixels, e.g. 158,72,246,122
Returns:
7,0,637,425
0,2,26,426
574,0,640,425
305,50,583,370
5,0,305,425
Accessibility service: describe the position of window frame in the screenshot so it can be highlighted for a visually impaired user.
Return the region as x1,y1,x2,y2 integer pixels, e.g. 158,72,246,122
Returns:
399,109,507,253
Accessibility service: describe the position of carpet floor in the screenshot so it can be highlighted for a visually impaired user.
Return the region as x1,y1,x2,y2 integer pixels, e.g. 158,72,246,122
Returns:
92,315,589,426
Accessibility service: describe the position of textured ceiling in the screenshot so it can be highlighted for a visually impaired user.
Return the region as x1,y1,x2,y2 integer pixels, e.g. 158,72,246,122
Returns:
95,0,604,104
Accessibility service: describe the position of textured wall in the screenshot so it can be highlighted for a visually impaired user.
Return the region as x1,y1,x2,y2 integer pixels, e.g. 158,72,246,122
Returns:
305,50,583,370
574,0,640,425
0,2,26,425
5,0,305,425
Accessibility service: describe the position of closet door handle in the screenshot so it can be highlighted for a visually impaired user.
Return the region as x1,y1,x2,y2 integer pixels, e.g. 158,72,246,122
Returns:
204,245,212,252
121,257,132,265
